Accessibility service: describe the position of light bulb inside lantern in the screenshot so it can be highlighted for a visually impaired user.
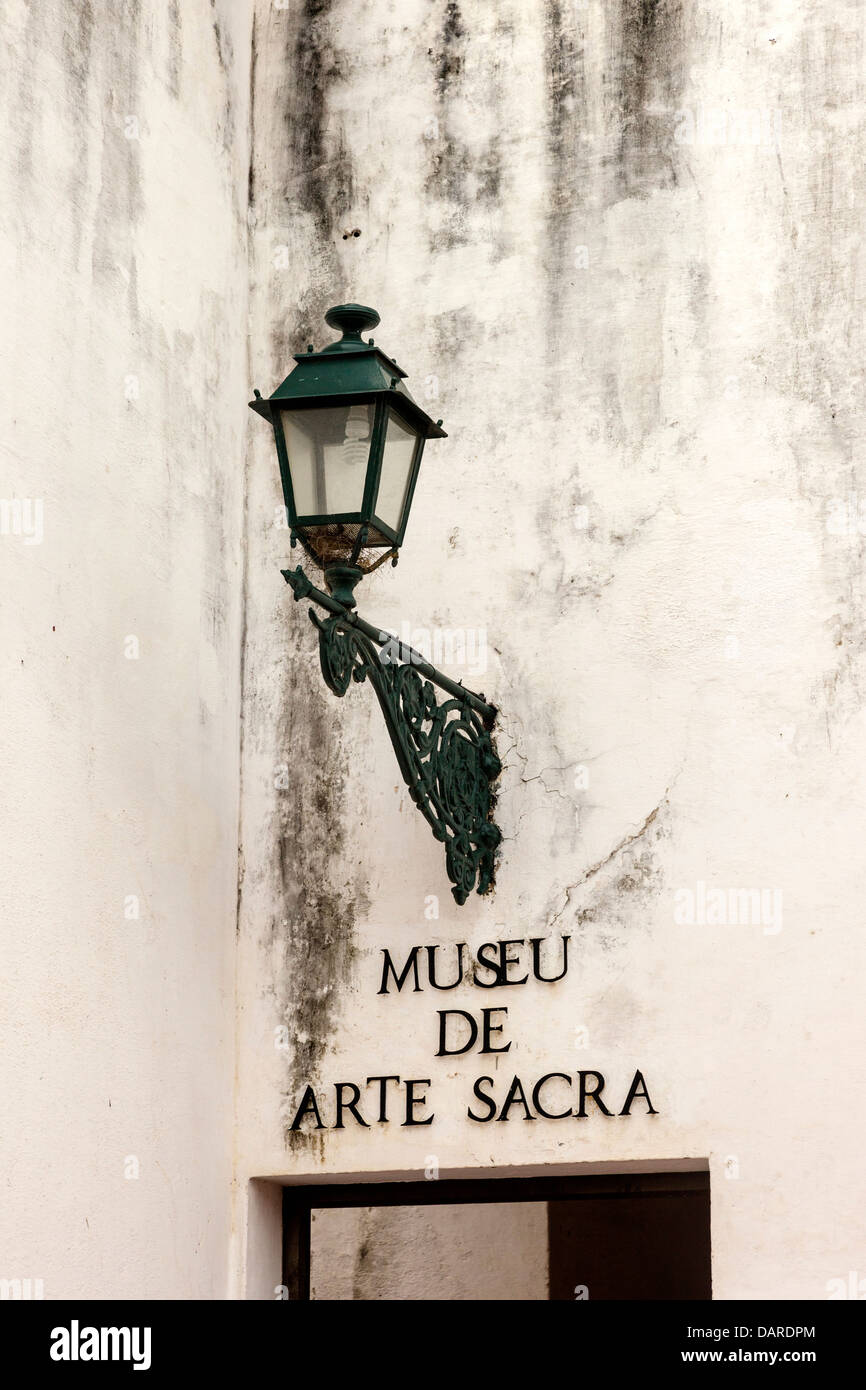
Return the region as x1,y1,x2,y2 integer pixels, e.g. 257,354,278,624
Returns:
341,405,370,467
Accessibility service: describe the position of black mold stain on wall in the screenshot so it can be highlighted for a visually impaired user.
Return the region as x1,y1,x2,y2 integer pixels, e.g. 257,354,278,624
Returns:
352,1213,374,1299
276,679,359,1084
436,0,465,90
210,0,236,151
167,0,182,98
62,0,95,270
609,0,686,200
274,662,365,1150
12,1,43,192
541,0,687,357
246,0,369,1139
260,0,352,366
425,1,507,254
62,0,95,102
542,0,582,362
291,0,353,247
544,0,581,219
90,0,144,307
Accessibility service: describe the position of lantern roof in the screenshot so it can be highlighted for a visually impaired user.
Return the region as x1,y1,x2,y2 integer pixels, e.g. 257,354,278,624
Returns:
249,304,447,439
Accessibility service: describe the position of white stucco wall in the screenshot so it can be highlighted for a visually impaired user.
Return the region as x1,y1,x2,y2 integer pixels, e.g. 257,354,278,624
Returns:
0,2,251,1298
237,0,866,1301
3,0,864,1303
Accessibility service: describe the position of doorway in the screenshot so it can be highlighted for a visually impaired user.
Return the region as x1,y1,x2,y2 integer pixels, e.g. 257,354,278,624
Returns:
282,1169,711,1300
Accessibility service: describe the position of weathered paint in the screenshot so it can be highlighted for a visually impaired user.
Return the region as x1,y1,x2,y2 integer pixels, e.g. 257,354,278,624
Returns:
237,0,866,1301
0,1,252,1299
1,0,864,1303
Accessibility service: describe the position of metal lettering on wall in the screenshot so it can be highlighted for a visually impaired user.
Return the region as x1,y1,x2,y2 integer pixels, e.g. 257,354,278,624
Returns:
288,935,657,1131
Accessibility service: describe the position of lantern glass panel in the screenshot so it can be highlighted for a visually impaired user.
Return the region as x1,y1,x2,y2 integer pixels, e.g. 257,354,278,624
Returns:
279,403,375,517
375,409,421,533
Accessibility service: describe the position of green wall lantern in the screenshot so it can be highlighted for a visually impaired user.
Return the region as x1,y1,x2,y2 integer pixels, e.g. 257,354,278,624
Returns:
249,303,446,608
250,304,502,905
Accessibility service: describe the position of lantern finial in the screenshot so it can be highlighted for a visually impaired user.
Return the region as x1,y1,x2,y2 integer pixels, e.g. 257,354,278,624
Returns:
323,303,380,344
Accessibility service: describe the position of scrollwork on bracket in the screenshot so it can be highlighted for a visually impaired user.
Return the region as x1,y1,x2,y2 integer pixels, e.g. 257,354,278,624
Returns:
308,611,502,904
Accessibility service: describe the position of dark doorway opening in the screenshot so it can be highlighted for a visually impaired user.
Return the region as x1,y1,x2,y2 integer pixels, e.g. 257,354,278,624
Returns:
282,1169,711,1301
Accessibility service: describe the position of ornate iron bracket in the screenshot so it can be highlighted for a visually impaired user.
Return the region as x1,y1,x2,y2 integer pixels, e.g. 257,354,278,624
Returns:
281,565,502,904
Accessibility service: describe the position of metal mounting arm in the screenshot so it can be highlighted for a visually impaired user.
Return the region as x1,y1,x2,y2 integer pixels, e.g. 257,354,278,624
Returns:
281,565,502,904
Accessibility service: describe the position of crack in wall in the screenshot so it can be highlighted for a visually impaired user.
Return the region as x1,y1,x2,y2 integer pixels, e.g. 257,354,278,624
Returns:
549,780,675,930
